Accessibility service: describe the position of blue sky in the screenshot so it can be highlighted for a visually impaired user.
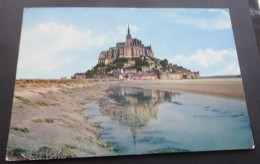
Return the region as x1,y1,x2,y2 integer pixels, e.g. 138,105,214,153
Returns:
17,8,240,79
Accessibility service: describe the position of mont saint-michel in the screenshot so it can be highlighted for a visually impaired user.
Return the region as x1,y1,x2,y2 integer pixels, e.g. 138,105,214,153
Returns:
72,26,200,80
98,25,154,64
7,8,253,161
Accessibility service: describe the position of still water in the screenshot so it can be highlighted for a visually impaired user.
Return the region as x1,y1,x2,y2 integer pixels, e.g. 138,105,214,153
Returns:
84,86,254,155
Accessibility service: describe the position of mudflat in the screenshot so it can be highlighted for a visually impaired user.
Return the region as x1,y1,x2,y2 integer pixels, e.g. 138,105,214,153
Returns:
6,78,245,160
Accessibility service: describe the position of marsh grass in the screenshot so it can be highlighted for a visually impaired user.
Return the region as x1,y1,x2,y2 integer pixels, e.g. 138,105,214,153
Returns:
60,145,76,157
7,146,76,160
14,96,35,107
15,79,91,89
62,144,77,149
44,118,54,123
11,127,29,133
34,100,49,106
32,118,54,123
59,89,73,95
15,96,58,108
32,119,42,123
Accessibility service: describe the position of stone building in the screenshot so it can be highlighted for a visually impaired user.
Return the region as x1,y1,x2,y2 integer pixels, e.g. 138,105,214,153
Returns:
71,73,86,79
131,72,158,80
98,25,154,64
159,71,200,80
141,66,150,72
123,60,136,68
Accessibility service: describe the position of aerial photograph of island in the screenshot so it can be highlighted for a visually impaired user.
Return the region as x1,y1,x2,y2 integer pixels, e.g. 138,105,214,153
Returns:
6,8,254,161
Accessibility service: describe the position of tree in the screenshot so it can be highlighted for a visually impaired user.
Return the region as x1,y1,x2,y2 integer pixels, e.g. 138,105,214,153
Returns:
115,62,124,69
106,64,114,72
132,58,149,71
113,58,128,64
160,59,168,68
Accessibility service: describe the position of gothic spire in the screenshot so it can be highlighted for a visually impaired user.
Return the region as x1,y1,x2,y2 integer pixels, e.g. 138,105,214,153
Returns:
128,24,130,35
126,24,132,39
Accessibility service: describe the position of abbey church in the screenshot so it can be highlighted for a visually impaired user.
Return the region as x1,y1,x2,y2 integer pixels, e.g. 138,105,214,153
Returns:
98,25,154,64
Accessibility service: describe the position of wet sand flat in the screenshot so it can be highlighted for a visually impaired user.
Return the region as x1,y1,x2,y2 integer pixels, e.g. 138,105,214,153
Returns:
118,78,245,100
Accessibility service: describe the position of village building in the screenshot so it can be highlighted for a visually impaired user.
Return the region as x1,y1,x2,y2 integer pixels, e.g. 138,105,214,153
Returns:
183,71,200,79
159,71,200,80
124,67,137,73
141,66,150,72
113,69,125,80
71,73,86,79
131,72,158,80
159,72,183,80
98,25,154,65
123,60,136,68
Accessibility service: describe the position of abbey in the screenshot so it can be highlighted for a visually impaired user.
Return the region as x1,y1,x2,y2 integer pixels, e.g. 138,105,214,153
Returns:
98,25,154,64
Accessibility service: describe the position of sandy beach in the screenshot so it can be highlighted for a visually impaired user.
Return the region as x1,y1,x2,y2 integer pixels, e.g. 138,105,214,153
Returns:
6,78,246,160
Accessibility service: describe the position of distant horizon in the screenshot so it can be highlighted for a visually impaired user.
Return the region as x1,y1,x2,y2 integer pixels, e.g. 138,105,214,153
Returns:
16,8,240,79
15,74,242,80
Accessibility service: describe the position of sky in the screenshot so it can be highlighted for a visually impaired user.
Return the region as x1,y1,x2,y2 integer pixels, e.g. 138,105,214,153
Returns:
16,8,240,79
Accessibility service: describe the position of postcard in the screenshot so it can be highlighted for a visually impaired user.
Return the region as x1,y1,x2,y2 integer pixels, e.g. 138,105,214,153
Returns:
6,8,254,161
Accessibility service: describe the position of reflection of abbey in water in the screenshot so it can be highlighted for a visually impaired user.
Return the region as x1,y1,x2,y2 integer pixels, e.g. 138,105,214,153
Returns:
99,86,180,126
98,86,180,148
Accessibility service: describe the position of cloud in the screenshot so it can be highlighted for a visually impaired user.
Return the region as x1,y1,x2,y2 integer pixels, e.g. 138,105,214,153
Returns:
214,62,240,75
172,49,237,68
170,48,240,76
165,9,231,30
17,22,107,78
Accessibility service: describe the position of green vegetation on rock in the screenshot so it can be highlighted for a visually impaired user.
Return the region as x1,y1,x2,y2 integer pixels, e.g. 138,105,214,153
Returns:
7,147,28,157
105,141,117,147
149,148,188,154
138,136,151,143
132,57,149,71
113,146,127,153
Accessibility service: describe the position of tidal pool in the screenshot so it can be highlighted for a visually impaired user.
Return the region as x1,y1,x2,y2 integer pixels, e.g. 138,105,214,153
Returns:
84,86,254,155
